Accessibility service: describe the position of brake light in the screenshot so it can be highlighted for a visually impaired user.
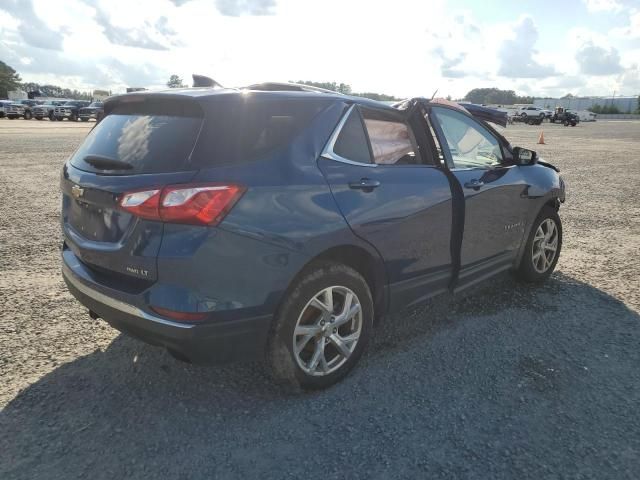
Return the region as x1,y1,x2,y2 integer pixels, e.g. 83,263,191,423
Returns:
118,183,245,226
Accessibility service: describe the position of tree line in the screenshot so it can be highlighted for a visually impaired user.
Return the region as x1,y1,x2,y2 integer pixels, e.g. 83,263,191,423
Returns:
166,75,402,102
1,60,97,100
462,88,535,105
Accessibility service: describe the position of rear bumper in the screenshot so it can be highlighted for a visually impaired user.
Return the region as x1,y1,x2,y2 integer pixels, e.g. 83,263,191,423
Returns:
62,253,272,364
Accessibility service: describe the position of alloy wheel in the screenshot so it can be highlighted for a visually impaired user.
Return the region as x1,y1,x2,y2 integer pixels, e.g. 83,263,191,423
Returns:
292,286,362,376
532,218,559,273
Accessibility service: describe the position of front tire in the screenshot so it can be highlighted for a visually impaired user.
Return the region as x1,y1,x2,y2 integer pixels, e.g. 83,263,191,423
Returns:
266,262,373,390
516,207,562,283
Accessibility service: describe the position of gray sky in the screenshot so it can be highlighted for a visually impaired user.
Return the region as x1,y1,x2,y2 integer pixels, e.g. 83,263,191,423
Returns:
1,0,638,98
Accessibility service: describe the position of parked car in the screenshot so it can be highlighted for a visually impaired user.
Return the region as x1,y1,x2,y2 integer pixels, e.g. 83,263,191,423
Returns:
32,103,52,120
78,101,104,121
516,106,545,120
576,110,597,122
0,100,14,118
541,109,553,119
53,100,91,121
5,99,38,119
61,85,565,389
32,100,66,120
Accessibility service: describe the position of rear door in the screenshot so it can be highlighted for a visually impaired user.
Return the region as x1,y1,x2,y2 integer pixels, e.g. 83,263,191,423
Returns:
429,105,530,288
318,105,453,310
61,96,203,285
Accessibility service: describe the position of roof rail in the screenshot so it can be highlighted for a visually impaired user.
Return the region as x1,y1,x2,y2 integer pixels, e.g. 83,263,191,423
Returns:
243,82,342,95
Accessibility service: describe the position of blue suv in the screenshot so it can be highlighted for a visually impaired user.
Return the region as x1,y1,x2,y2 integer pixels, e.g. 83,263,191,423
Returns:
61,84,565,389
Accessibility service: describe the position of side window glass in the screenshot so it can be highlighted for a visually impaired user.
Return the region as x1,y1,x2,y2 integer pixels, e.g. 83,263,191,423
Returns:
362,109,421,165
333,108,372,164
432,107,503,169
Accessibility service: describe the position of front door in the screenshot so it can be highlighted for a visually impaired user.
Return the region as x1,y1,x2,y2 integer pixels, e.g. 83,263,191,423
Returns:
318,104,454,310
429,105,529,288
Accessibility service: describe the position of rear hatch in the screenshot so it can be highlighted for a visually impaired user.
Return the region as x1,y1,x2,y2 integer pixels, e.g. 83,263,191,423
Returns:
61,95,203,289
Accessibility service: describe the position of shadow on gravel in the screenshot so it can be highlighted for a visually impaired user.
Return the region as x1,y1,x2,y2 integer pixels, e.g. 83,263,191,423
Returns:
2,272,639,479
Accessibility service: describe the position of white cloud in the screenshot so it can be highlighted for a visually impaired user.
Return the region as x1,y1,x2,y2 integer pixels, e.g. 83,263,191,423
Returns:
581,0,623,12
576,41,623,75
497,16,557,78
0,0,68,50
0,0,638,98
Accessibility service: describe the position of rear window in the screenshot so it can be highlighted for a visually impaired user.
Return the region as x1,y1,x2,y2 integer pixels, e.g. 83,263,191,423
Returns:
70,105,203,174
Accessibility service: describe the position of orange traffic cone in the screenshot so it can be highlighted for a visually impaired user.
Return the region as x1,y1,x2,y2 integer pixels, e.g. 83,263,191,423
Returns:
537,131,545,144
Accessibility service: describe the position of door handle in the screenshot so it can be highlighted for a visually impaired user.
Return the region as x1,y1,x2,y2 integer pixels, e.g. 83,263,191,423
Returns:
464,179,485,190
348,178,381,191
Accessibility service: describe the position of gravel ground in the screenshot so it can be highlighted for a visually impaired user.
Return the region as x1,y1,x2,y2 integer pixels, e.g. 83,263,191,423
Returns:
1,119,639,479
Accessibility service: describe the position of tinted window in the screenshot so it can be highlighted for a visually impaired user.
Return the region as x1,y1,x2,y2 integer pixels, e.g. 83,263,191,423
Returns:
431,107,503,169
361,108,421,165
333,108,372,164
193,97,331,167
70,113,202,174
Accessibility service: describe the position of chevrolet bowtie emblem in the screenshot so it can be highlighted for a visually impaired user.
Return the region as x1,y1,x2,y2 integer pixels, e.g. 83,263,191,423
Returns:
71,185,84,198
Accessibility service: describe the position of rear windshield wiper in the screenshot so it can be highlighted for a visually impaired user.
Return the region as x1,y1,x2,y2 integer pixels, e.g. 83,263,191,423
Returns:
84,154,133,170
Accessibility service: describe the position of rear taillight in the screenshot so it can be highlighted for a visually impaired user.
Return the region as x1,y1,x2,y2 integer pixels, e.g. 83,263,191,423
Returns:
118,183,245,226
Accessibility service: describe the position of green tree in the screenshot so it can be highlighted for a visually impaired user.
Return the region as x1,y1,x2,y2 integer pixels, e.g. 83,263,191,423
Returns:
19,82,91,100
0,61,22,98
295,80,399,101
589,104,621,114
295,80,351,93
463,88,534,105
166,75,185,88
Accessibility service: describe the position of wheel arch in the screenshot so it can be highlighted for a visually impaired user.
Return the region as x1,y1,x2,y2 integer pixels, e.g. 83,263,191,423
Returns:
281,244,388,323
514,196,562,269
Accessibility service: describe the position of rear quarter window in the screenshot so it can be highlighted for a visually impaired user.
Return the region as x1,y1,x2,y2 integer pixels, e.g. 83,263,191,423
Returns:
192,97,332,167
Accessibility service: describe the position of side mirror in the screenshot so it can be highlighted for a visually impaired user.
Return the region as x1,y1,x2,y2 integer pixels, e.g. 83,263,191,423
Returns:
512,146,538,166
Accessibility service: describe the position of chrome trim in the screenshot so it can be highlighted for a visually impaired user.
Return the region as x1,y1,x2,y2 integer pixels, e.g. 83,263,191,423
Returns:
62,260,194,329
320,104,378,168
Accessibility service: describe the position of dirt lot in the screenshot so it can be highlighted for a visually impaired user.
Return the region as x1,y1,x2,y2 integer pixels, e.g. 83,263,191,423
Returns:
1,118,639,479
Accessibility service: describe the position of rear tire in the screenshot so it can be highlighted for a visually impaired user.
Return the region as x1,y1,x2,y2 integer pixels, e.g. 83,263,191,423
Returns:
515,207,562,283
266,262,373,390
24,111,32,120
